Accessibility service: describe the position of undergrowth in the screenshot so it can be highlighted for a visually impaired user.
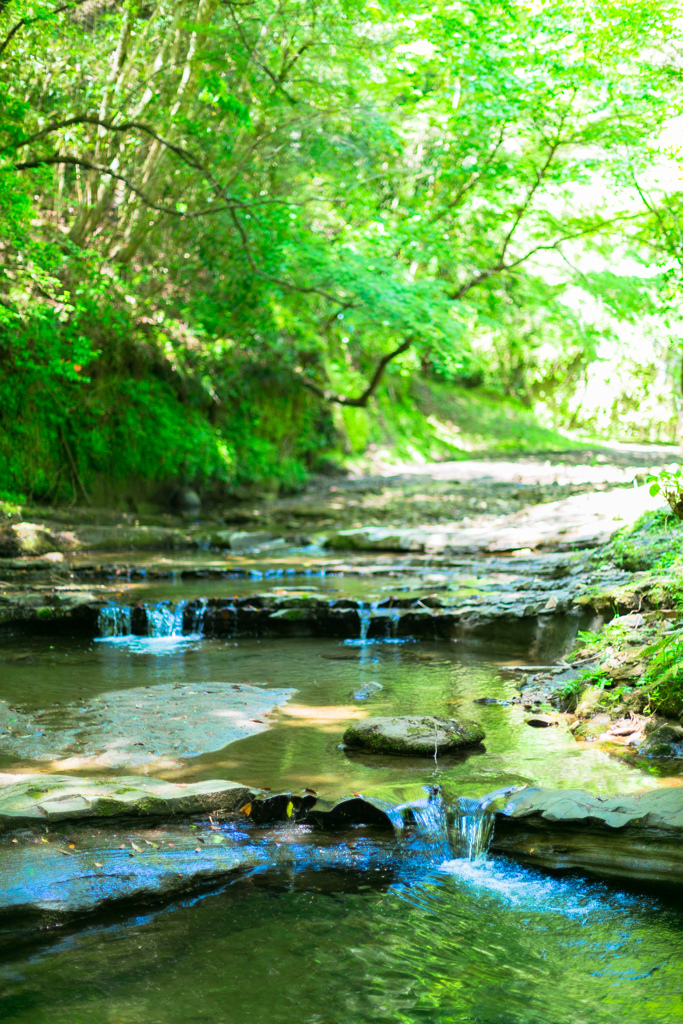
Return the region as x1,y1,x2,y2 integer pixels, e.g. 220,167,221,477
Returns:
640,628,683,719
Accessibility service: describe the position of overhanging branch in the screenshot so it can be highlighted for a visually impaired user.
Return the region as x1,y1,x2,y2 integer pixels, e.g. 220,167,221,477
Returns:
297,337,413,407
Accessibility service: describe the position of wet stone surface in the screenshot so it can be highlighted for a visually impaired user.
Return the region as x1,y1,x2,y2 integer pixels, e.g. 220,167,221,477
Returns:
343,715,485,756
0,682,294,771
0,773,251,827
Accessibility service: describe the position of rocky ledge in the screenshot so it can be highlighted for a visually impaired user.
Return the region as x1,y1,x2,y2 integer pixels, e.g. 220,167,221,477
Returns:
0,774,251,828
491,786,683,884
1,775,683,945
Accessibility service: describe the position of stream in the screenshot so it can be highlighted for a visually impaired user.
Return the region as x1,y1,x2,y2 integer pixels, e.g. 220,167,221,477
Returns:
1,548,683,1023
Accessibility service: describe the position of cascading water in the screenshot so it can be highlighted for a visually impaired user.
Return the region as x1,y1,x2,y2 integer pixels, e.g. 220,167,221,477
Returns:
451,796,495,861
97,603,132,637
355,600,402,642
358,601,373,642
146,602,175,636
96,599,207,638
387,605,401,638
388,784,524,865
406,788,453,862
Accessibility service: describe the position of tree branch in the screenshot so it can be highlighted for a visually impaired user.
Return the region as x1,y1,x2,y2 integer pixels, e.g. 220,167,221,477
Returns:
450,213,645,301
296,337,414,407
0,0,98,58
4,115,338,210
11,154,234,217
228,207,349,303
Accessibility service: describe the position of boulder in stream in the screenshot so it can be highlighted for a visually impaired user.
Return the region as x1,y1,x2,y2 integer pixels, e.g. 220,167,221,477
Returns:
343,715,485,756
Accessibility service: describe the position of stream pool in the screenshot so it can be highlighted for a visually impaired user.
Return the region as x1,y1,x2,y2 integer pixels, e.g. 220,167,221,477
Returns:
1,582,681,1023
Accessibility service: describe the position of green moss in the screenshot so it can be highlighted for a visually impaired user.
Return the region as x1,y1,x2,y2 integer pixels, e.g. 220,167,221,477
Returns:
602,509,683,572
134,796,169,815
95,798,129,816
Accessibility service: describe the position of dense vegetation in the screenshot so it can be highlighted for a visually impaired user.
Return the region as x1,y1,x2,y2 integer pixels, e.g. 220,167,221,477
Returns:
2,0,683,502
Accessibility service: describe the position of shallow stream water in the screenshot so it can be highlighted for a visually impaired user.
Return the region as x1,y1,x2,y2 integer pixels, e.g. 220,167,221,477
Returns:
1,568,682,1023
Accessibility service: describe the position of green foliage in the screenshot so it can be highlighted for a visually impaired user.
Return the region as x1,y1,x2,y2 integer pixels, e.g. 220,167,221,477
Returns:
1,0,683,499
603,509,683,572
554,677,586,712
578,667,612,689
648,466,683,518
641,628,683,719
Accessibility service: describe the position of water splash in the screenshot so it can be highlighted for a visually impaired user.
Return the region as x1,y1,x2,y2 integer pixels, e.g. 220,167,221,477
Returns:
385,784,524,866
407,789,453,862
146,602,175,636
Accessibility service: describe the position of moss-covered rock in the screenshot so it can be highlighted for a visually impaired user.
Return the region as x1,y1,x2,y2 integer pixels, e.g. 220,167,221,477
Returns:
0,774,252,828
343,715,485,755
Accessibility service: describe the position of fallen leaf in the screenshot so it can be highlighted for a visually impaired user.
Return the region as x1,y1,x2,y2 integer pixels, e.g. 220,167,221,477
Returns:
94,861,103,868
195,847,201,853
240,802,252,816
130,841,142,852
144,839,159,848
303,788,318,795
40,837,49,844
286,801,294,818
68,843,75,849
57,848,74,857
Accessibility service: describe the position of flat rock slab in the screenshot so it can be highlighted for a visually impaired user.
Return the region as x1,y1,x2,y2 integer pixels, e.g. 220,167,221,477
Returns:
498,785,683,831
0,774,250,828
343,715,485,756
328,486,660,554
491,785,683,884
0,682,294,770
0,824,264,921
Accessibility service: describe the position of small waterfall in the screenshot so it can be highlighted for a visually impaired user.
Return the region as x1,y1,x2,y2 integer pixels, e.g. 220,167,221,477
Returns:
451,797,494,861
450,785,525,861
186,598,207,634
358,602,372,641
408,788,452,862
171,600,187,635
96,599,207,638
97,603,132,637
146,602,175,636
387,784,523,865
387,606,401,638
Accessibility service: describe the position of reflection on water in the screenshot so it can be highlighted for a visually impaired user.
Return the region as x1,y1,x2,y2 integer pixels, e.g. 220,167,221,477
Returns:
1,853,682,1024
1,585,681,1022
0,633,659,799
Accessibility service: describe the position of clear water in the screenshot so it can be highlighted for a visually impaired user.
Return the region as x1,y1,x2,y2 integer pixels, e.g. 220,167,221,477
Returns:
1,855,682,1024
1,578,681,1023
0,632,654,800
